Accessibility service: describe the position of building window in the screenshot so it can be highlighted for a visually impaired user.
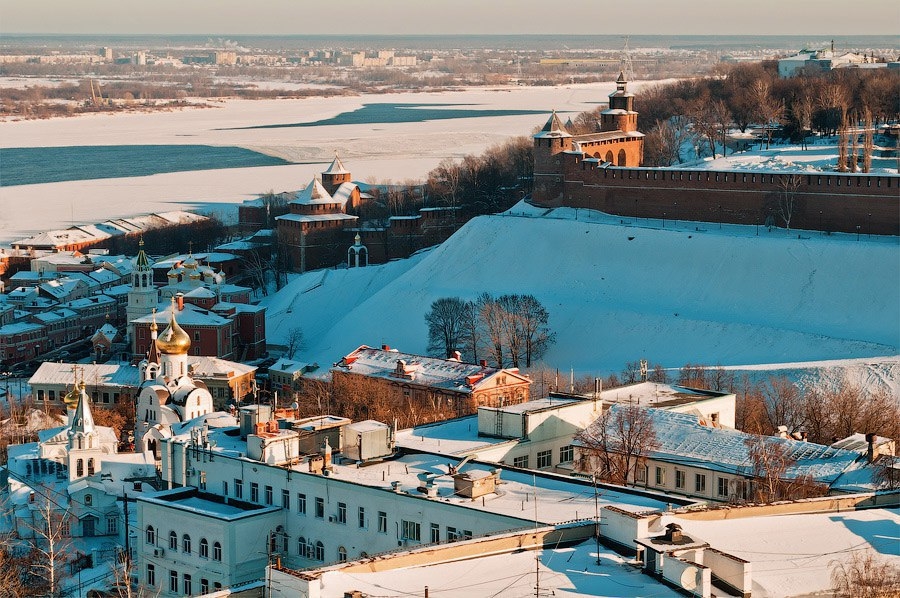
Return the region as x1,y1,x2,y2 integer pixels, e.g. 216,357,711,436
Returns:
146,564,155,587
223,481,228,496
107,516,117,535
298,536,307,558
377,511,387,534
358,506,366,528
447,526,459,542
536,450,552,469
513,455,529,468
182,534,191,554
169,570,178,593
282,489,290,510
298,493,307,515
183,574,192,596
199,538,209,559
264,485,273,505
234,479,243,499
338,546,347,563
430,523,440,543
315,497,324,518
635,465,647,483
559,445,574,463
146,526,155,545
169,531,178,551
337,502,347,524
655,466,666,486
675,470,685,489
401,520,421,542
315,541,324,561
250,482,259,502
717,477,729,497
213,542,222,561
695,474,707,493
201,579,209,594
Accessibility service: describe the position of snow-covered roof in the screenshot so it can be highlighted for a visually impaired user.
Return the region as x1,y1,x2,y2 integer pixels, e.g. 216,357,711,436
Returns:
132,302,231,327
322,154,350,175
140,487,282,520
335,345,530,394
188,356,256,378
579,405,866,485
600,382,732,409
534,111,572,139
270,358,309,375
331,181,358,205
29,361,141,389
276,213,358,223
290,178,337,205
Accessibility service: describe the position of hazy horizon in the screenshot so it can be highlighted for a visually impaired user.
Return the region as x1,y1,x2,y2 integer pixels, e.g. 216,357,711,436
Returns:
2,0,898,36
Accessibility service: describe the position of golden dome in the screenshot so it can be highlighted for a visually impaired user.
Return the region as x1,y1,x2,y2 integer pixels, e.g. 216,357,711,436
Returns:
156,306,191,355
63,381,85,410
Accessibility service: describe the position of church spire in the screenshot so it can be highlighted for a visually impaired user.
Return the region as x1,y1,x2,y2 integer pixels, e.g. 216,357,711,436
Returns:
69,381,95,435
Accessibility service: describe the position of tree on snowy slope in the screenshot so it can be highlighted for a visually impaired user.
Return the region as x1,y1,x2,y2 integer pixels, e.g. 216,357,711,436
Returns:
425,297,467,359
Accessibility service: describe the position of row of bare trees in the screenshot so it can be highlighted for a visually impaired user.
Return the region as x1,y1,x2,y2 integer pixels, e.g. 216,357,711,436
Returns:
425,293,555,368
634,62,899,166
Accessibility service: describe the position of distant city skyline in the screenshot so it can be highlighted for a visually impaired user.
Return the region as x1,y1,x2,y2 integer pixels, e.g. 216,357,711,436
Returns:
2,0,898,36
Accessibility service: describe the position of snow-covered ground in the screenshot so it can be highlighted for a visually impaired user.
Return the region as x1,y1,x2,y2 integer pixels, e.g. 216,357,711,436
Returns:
687,141,899,175
263,202,899,380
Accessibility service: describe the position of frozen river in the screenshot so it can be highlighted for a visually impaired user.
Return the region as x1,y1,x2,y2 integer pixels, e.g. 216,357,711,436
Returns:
0,81,653,244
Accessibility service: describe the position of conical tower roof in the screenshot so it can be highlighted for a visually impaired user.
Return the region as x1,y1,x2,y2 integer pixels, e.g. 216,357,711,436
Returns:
323,153,350,175
135,237,151,270
69,382,95,435
291,178,335,205
534,110,572,139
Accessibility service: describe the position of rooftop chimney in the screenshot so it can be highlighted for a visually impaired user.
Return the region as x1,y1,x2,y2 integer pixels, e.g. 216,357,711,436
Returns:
866,432,878,463
176,292,184,311
381,344,390,351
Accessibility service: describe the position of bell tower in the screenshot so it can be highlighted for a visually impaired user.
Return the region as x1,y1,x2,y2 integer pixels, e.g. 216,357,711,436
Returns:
127,238,158,336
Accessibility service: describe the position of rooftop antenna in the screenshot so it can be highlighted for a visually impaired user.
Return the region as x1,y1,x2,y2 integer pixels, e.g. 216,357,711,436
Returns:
621,36,636,82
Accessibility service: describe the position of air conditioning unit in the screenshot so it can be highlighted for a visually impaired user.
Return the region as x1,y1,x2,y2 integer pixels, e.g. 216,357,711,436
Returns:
154,548,164,558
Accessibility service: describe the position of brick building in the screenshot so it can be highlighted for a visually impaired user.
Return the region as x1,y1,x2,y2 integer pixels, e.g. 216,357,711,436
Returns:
331,345,532,422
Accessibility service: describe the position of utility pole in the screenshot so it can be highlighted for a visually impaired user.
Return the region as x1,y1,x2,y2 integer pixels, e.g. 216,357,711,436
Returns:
593,475,601,565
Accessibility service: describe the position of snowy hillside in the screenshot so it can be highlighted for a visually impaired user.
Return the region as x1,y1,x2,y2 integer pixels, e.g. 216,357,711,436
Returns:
264,203,899,377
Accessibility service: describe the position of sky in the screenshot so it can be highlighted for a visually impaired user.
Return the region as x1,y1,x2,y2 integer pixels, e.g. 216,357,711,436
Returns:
1,0,898,36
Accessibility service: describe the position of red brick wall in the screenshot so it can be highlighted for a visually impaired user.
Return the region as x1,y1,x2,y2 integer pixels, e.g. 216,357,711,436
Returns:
537,158,900,235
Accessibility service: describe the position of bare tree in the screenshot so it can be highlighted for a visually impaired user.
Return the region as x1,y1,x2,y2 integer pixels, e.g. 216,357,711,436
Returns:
873,455,900,491
242,250,273,298
775,174,803,230
745,434,826,502
0,533,27,598
753,80,784,150
576,404,658,486
478,293,506,367
792,93,815,150
284,326,304,359
830,551,900,598
25,497,72,597
837,113,850,172
862,108,874,173
516,294,555,368
425,297,467,358
459,300,482,364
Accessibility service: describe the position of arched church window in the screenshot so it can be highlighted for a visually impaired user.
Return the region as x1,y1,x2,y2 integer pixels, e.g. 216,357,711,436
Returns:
87,458,95,476
76,459,84,477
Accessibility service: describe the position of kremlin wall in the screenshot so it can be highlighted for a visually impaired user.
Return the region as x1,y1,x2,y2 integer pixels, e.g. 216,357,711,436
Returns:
531,74,900,236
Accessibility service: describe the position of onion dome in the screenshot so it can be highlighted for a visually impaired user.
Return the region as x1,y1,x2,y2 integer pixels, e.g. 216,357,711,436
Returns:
167,267,179,279
156,301,191,355
63,381,85,411
183,253,199,270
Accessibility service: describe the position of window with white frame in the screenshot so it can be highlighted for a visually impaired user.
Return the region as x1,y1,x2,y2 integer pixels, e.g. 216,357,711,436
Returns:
695,473,707,493
655,466,666,486
401,520,421,542
559,445,574,463
537,450,552,468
